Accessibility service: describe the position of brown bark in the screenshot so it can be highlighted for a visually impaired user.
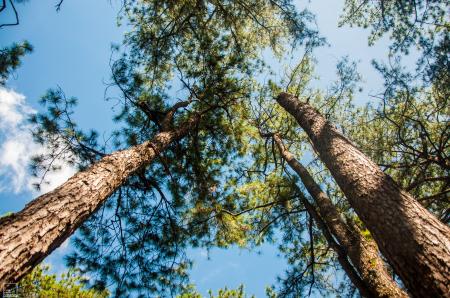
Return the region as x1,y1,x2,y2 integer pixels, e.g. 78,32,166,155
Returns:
298,192,372,298
276,92,450,298
273,134,406,297
0,115,199,289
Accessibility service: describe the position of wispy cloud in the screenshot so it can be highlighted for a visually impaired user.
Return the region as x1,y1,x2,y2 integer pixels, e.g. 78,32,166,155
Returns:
0,87,76,194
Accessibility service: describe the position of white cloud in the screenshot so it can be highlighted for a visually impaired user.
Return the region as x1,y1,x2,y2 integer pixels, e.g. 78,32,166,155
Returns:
0,88,33,126
0,87,76,194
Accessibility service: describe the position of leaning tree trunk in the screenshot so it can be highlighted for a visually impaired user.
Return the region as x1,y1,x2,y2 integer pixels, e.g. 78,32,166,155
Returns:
273,134,407,298
298,192,372,298
276,92,450,298
0,115,199,289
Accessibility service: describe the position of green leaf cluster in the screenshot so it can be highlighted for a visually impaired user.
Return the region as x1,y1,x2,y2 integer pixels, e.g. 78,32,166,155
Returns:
18,265,109,298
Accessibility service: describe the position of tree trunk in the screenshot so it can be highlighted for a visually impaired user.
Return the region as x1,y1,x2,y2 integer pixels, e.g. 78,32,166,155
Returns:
273,134,406,297
298,192,372,298
0,115,198,289
276,92,450,297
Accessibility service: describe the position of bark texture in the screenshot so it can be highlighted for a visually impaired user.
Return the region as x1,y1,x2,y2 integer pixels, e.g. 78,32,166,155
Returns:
276,92,450,298
0,116,198,289
274,134,406,298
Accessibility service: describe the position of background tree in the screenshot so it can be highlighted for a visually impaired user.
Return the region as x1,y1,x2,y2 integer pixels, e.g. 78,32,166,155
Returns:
18,265,109,298
340,0,449,84
0,0,65,28
348,75,449,223
178,284,252,298
0,41,32,85
340,0,449,223
202,55,386,297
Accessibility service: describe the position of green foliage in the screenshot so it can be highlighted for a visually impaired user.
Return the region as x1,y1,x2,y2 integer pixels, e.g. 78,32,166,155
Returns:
26,1,324,297
27,28,360,296
21,0,448,296
29,87,103,190
340,0,449,223
206,54,363,297
348,81,449,222
340,0,448,53
18,265,109,298
0,41,32,85
178,284,254,298
340,0,449,88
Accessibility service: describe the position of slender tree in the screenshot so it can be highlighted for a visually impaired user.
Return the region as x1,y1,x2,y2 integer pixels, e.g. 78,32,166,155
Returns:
0,103,197,289
218,55,374,296
276,92,450,297
297,191,371,298
272,133,407,298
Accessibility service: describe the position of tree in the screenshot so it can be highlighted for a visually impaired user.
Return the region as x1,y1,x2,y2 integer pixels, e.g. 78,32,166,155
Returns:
340,0,449,85
272,133,406,298
348,79,449,223
296,191,372,297
0,1,320,294
0,0,65,28
340,0,449,224
0,41,33,85
0,106,198,290
276,92,450,297
206,56,383,296
178,284,253,298
18,265,109,298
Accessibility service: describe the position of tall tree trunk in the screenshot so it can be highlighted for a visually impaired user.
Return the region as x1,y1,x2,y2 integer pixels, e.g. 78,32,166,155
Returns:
276,92,450,297
299,193,372,297
0,115,199,289
273,134,406,298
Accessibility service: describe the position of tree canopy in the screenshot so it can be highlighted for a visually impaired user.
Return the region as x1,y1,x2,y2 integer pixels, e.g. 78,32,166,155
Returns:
0,0,449,297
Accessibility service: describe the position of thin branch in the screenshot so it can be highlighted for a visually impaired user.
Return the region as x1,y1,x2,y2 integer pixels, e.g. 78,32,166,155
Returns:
0,0,19,28
55,0,64,12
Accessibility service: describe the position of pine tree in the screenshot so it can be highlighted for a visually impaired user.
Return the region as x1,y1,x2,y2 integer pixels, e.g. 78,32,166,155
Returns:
18,265,109,298
0,1,320,294
272,133,407,298
276,92,450,297
0,41,32,85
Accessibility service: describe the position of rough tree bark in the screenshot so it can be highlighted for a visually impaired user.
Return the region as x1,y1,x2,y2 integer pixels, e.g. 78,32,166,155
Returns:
276,92,450,298
273,134,406,298
0,109,198,289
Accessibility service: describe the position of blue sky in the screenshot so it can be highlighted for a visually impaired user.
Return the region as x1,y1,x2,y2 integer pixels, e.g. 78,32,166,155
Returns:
0,0,396,296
